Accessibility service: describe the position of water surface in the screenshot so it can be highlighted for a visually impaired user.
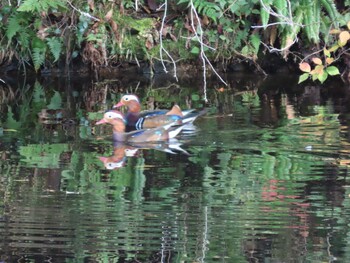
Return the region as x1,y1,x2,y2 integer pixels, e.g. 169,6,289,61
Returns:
1,73,350,262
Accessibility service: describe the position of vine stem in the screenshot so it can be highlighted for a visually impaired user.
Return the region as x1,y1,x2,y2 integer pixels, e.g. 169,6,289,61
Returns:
67,0,100,21
189,0,227,103
158,1,178,81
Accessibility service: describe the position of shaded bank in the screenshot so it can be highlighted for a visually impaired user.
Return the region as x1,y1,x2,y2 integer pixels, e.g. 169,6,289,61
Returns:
0,1,349,84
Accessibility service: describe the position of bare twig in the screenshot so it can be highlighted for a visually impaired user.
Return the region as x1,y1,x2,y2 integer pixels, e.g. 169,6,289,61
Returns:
67,0,100,21
158,1,178,81
189,0,227,102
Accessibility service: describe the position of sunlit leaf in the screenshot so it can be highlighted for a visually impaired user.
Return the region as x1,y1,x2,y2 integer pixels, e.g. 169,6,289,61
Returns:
312,57,322,65
317,71,328,83
299,62,311,73
347,21,350,30
325,57,334,65
190,46,200,54
323,48,330,58
326,66,340,76
328,44,339,52
329,29,341,34
298,73,309,84
339,31,350,46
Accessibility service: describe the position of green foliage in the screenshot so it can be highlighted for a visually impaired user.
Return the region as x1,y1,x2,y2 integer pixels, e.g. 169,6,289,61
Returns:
47,91,62,110
6,12,33,42
0,0,348,79
5,106,20,129
46,37,62,62
17,0,66,13
32,47,46,71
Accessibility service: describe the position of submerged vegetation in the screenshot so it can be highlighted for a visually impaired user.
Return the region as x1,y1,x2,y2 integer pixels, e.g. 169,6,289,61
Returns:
0,0,349,84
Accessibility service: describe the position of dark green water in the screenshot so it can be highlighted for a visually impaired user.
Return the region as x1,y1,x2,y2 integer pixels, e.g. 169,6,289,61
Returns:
1,73,350,262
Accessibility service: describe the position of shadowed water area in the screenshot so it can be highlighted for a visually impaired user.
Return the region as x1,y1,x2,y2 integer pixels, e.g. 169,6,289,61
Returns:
1,72,350,262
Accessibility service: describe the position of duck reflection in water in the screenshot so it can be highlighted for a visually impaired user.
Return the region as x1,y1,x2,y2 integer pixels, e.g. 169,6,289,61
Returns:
98,140,189,170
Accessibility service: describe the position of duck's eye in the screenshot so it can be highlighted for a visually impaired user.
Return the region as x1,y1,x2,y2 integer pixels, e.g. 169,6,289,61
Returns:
124,97,129,101
107,114,113,119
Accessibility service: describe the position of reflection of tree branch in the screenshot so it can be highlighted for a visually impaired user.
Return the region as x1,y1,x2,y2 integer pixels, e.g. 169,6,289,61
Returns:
189,0,227,102
158,1,178,81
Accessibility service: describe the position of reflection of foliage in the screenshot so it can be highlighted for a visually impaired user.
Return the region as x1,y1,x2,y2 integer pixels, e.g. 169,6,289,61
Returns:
19,143,69,168
1,79,350,262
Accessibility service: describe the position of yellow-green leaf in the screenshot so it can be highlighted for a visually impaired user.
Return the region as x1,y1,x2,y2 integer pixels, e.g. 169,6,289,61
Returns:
347,21,350,30
323,48,330,58
299,62,311,73
317,71,328,83
298,73,309,84
326,66,340,76
329,45,339,52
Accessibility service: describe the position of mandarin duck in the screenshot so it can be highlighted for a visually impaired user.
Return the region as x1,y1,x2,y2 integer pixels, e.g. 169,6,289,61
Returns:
95,110,186,143
113,94,201,130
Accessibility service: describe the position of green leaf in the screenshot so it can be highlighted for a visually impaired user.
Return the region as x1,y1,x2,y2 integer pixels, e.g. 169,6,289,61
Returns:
6,15,21,40
32,47,46,71
326,66,340,76
317,71,328,83
46,37,62,62
47,91,62,110
191,94,200,101
298,73,309,84
33,81,46,103
190,46,200,54
250,34,260,54
5,106,21,129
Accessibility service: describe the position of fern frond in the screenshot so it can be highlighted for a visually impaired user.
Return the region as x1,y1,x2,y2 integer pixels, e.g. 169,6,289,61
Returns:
320,0,340,27
32,47,46,71
6,15,21,41
46,37,62,62
17,0,42,12
260,0,272,28
18,30,31,49
18,0,66,13
302,0,319,43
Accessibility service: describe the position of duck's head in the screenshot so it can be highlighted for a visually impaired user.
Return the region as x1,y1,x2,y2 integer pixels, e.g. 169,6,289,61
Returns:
98,156,126,170
95,110,126,132
113,94,141,112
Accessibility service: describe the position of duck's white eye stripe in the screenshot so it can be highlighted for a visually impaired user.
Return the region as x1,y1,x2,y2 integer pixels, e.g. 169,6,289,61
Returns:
106,112,124,120
123,95,139,102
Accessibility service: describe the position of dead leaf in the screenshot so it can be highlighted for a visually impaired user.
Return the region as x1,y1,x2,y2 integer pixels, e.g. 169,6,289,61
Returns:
105,9,113,21
269,26,277,46
145,39,153,50
88,0,95,11
202,15,209,26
